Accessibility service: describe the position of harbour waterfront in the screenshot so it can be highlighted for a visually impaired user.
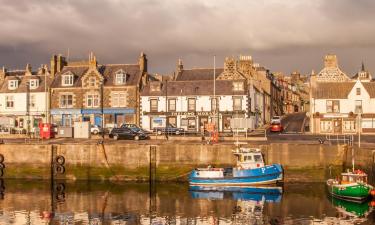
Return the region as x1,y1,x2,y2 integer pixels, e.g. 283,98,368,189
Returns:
0,180,374,224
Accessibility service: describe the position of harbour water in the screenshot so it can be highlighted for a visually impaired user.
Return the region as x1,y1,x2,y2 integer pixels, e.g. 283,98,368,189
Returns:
0,179,374,225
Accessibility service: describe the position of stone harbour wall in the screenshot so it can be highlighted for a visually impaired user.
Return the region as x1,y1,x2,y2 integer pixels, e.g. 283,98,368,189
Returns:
0,142,354,182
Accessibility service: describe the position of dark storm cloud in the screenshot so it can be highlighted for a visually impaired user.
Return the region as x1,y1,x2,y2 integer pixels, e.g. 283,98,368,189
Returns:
0,0,374,75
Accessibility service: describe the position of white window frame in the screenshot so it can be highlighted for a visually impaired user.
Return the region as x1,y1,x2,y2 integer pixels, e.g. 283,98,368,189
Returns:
233,97,242,111
8,80,18,90
5,95,14,108
62,74,74,86
115,72,127,85
111,92,127,107
60,94,73,108
29,79,39,89
87,94,100,108
233,81,244,91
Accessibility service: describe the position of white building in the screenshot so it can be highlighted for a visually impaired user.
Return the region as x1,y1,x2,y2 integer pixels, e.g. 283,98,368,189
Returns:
0,64,51,133
310,55,375,134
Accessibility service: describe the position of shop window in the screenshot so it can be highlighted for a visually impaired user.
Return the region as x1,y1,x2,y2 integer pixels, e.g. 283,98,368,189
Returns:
223,116,232,130
168,99,176,111
187,117,196,130
326,100,340,113
362,118,375,129
168,117,177,127
151,117,164,129
320,120,333,132
150,99,158,112
343,120,356,132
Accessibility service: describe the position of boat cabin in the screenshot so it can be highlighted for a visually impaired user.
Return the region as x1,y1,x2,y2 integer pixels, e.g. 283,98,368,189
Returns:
233,148,265,170
341,171,368,185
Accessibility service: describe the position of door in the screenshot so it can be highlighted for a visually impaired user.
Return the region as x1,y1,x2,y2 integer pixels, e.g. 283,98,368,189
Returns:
199,116,208,133
333,118,342,134
94,115,102,127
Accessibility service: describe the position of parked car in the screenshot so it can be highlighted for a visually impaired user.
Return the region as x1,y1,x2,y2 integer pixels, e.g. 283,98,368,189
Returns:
270,122,283,132
109,126,149,140
271,116,281,124
121,123,151,134
104,123,118,134
153,125,185,135
90,125,103,135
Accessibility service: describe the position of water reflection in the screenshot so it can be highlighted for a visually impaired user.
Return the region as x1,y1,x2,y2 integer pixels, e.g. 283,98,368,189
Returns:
0,181,374,224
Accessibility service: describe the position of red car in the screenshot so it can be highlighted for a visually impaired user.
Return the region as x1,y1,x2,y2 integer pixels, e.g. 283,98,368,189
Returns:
270,122,283,132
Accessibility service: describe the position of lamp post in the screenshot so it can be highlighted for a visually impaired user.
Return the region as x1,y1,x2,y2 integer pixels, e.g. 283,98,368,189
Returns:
26,81,31,138
101,81,105,140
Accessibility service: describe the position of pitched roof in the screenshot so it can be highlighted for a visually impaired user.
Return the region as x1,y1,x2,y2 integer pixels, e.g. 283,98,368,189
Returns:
0,74,52,93
362,82,375,98
141,80,247,96
51,64,142,88
312,82,355,99
175,68,224,81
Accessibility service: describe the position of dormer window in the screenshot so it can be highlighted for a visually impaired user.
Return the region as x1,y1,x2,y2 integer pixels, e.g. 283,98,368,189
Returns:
89,77,96,87
29,79,39,89
115,71,127,85
150,82,161,92
8,80,18,90
62,73,74,86
233,81,244,91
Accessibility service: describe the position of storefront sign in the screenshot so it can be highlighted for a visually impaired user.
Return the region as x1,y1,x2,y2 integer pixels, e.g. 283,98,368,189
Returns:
323,114,348,118
50,109,82,115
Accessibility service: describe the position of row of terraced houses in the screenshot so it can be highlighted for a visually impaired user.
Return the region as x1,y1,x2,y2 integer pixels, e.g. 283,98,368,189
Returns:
0,52,310,134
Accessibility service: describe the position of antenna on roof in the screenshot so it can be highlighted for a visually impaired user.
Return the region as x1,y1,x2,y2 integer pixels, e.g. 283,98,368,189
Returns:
67,48,70,62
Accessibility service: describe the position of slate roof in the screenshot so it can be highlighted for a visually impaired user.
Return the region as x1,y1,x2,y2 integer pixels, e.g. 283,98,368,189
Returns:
141,80,247,96
51,64,142,88
175,68,224,81
0,74,52,93
312,82,355,99
362,82,375,98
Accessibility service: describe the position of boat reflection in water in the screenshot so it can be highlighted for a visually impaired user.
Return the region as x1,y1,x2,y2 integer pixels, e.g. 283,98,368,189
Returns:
190,186,282,224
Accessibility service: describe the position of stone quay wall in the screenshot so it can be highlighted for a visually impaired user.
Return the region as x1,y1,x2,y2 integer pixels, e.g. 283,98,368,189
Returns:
0,142,352,182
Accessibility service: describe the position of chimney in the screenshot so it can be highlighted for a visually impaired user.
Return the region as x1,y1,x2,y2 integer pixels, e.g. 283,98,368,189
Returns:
57,54,67,72
0,66,6,82
88,52,98,68
50,55,57,77
139,52,147,73
177,58,183,72
25,63,32,76
224,57,236,73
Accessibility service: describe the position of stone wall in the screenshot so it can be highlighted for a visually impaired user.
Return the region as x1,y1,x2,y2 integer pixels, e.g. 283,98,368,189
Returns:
0,143,349,181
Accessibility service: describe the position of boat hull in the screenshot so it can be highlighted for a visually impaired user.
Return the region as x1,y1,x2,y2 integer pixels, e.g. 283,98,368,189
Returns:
189,164,283,186
327,179,371,203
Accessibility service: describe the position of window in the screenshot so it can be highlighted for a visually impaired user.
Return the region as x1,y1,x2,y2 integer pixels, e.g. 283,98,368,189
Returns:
29,79,39,89
233,97,242,111
30,94,36,108
150,83,161,92
60,94,73,108
62,74,74,86
356,88,361,95
211,98,218,112
150,99,158,112
320,120,333,132
115,72,127,85
87,94,99,108
326,100,340,113
233,82,244,91
343,120,356,132
89,77,96,87
112,92,126,107
168,99,176,111
355,100,362,113
5,96,14,108
8,80,18,90
188,98,196,111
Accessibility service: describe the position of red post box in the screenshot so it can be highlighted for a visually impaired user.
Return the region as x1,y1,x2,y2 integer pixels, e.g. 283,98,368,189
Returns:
40,123,55,139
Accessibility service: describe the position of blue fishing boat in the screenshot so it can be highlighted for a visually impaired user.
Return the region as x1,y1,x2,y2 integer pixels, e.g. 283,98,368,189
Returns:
189,146,283,186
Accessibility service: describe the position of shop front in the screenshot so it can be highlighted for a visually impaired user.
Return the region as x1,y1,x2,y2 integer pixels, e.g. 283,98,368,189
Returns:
317,114,357,134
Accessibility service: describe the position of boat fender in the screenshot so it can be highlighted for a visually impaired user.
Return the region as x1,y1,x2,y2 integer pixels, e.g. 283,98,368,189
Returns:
370,189,375,196
369,200,375,207
55,155,65,166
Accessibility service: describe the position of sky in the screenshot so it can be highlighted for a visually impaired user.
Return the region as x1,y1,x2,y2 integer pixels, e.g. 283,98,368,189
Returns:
0,0,374,76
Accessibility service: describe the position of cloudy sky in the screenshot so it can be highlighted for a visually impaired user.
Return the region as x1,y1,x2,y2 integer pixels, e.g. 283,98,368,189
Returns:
0,0,374,76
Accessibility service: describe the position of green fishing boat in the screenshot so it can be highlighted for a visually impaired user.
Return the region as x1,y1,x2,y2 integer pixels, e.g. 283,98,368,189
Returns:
327,170,374,203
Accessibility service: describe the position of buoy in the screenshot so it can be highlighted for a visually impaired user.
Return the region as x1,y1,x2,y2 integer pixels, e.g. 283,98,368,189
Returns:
369,200,375,207
370,189,375,196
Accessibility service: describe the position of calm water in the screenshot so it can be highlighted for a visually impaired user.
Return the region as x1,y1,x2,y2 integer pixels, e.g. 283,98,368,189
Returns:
0,180,374,225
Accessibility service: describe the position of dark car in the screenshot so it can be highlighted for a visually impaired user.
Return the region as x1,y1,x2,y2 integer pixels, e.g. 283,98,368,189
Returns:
109,126,149,140
270,122,283,133
121,123,151,134
153,124,185,135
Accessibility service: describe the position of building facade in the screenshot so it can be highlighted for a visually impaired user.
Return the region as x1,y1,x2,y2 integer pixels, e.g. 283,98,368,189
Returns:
50,52,148,128
310,54,375,134
0,64,51,133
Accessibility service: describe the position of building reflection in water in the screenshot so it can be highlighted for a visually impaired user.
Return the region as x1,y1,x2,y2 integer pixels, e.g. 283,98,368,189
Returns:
0,181,374,224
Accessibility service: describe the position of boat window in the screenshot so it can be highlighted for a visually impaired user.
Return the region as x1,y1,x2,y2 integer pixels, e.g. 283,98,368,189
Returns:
244,155,252,161
254,155,263,162
342,176,348,182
